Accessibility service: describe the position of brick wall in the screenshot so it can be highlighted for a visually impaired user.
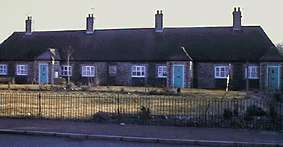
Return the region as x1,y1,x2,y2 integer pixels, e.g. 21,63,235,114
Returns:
60,61,167,87
195,63,215,88
196,62,261,90
167,61,192,88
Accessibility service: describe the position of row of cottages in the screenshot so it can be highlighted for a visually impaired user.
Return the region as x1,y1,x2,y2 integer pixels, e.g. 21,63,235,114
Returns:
0,8,282,90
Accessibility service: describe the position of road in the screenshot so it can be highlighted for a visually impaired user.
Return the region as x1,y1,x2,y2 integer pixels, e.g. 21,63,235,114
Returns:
0,134,205,147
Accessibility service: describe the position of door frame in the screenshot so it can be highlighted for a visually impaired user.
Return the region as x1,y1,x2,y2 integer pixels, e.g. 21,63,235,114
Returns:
172,64,185,88
266,65,280,90
38,63,49,84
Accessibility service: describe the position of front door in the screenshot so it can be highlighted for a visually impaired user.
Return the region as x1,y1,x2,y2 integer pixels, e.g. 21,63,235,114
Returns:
267,66,280,90
39,64,48,84
173,65,184,88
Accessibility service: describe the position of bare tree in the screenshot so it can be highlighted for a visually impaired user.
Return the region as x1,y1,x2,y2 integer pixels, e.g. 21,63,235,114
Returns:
62,45,74,86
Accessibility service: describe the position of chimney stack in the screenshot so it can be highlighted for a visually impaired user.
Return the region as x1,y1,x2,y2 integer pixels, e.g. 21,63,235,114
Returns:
86,14,94,34
155,10,163,32
25,16,32,35
233,7,242,31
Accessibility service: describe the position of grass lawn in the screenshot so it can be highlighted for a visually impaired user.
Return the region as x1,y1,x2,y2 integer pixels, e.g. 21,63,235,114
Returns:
0,84,247,99
0,85,266,121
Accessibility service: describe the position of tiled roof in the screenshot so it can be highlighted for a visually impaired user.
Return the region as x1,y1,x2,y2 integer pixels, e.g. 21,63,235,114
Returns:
0,26,279,62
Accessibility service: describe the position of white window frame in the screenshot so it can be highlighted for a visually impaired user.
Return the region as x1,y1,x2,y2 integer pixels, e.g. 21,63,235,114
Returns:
0,64,8,75
245,65,259,79
61,65,72,77
157,65,167,78
131,65,146,78
16,64,28,76
214,65,229,79
81,66,95,77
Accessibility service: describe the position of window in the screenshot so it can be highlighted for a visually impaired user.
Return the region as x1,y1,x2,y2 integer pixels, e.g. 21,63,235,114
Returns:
81,66,95,77
214,66,229,79
61,65,72,76
0,64,7,75
245,65,259,79
109,65,117,76
157,66,167,78
16,64,28,75
131,65,146,78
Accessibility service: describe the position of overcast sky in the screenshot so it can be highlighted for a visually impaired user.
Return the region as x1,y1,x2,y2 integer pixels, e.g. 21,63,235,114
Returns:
0,0,282,44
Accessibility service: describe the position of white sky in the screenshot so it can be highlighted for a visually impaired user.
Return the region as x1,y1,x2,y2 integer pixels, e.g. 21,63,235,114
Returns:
0,0,282,44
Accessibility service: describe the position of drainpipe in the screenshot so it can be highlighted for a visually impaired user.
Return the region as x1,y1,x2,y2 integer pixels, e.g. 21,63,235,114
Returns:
246,61,249,92
51,57,55,87
180,46,192,89
226,63,231,92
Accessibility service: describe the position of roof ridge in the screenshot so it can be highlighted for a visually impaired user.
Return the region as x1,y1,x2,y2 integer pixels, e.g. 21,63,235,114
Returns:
13,25,262,33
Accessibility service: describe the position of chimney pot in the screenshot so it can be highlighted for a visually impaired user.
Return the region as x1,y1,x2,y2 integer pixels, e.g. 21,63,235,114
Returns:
232,7,242,31
86,13,94,34
25,16,32,35
155,10,163,32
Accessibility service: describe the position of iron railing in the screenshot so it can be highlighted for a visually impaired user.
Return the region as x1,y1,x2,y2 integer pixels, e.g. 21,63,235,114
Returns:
0,92,282,130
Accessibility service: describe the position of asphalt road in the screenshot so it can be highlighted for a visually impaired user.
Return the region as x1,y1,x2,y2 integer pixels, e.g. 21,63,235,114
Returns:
0,134,205,147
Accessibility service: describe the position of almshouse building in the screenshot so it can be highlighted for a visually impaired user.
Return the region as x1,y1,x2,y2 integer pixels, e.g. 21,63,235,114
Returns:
0,8,282,90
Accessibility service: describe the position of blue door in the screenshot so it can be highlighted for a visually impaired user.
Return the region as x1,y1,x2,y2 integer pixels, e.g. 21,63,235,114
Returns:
173,65,184,88
267,66,280,90
39,64,48,84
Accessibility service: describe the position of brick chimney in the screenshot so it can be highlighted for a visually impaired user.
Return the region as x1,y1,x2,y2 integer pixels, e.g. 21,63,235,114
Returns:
25,16,32,35
232,7,242,31
86,14,94,34
155,10,163,32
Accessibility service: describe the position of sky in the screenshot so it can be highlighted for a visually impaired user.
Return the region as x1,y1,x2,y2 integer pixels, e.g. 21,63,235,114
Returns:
0,0,282,44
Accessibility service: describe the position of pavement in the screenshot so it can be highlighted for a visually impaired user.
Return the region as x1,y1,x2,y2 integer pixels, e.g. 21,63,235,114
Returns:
0,118,282,147
0,134,199,147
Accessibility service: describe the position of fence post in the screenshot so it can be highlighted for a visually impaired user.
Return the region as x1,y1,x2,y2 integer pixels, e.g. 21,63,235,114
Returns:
117,93,120,117
38,93,42,118
278,102,283,132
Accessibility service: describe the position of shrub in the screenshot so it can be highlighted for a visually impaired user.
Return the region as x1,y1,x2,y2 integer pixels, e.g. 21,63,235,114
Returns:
39,85,51,91
66,82,76,90
148,89,158,95
81,86,91,91
139,106,151,122
272,92,282,102
246,105,266,117
223,109,233,120
56,77,66,85
269,106,278,120
92,111,111,122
